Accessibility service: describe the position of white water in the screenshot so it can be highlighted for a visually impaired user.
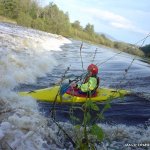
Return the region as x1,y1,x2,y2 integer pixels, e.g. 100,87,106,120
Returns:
0,23,71,149
0,23,149,150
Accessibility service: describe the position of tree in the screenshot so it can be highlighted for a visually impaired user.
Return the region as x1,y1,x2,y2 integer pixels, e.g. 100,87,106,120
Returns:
72,20,83,30
18,0,31,14
84,23,94,34
140,44,150,57
42,3,70,34
2,0,20,18
29,1,39,19
17,12,32,27
32,18,45,30
0,0,4,15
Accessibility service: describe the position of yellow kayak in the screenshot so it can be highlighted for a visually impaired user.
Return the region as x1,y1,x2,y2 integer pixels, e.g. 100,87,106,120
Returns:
19,86,129,103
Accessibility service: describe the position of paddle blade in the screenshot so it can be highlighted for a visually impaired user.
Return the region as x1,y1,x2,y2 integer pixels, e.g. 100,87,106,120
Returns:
60,83,70,95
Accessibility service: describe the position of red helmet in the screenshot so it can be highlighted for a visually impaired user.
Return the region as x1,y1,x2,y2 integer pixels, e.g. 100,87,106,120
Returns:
87,64,98,75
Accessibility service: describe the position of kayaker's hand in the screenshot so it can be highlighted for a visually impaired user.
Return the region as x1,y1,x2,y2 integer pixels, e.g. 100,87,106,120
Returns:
71,82,76,88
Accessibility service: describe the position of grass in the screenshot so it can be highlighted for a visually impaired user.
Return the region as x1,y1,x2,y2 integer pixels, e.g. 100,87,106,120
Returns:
0,15,17,24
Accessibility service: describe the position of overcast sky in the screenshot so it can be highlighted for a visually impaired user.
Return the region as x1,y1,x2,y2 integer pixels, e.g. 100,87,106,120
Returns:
42,0,150,45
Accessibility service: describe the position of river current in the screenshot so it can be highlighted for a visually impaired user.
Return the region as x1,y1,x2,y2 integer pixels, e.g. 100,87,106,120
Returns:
0,23,150,150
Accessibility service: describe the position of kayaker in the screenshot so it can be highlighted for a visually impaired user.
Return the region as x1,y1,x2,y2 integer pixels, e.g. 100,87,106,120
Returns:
71,64,100,96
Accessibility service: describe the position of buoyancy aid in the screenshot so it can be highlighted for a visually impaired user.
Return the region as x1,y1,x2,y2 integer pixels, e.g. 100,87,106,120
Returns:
78,75,100,93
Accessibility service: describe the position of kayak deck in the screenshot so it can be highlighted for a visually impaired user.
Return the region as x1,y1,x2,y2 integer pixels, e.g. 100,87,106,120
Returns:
19,86,129,103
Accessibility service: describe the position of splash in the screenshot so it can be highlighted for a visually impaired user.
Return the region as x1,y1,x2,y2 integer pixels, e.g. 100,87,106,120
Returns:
0,23,71,149
97,123,150,149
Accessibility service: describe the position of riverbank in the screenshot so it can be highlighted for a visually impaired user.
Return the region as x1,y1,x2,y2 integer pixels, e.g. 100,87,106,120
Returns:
0,15,16,24
0,14,145,58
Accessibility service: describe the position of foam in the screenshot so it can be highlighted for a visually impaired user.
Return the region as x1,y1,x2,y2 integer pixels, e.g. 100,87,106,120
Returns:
96,123,150,149
0,23,71,149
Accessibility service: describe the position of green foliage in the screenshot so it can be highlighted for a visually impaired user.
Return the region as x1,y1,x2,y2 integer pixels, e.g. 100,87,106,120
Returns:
17,12,32,27
84,23,94,34
1,0,20,18
103,102,111,111
31,18,45,31
71,92,125,148
29,1,39,19
114,41,144,57
71,20,83,30
97,113,105,120
70,115,80,122
70,98,109,149
90,124,104,141
83,100,99,111
19,0,31,14
84,111,91,124
0,0,4,15
0,0,145,57
41,3,71,35
140,44,150,57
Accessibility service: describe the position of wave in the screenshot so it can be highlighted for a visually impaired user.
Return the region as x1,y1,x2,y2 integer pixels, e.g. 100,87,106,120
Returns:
0,23,71,149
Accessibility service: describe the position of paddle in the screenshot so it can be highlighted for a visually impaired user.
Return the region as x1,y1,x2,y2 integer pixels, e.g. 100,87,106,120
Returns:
59,72,88,95
60,79,79,95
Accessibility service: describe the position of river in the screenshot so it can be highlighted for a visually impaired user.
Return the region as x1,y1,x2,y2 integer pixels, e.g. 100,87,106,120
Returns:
0,22,150,150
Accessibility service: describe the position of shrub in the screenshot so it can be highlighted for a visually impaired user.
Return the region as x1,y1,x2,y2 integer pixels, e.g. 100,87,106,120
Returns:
17,12,32,27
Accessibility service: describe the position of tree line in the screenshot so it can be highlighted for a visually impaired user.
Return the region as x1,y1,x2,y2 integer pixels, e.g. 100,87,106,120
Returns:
0,0,145,57
140,44,150,57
